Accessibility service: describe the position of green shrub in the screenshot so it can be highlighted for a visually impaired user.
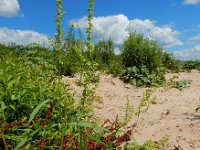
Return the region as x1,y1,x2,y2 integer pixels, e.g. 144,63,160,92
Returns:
120,32,166,86
121,32,164,72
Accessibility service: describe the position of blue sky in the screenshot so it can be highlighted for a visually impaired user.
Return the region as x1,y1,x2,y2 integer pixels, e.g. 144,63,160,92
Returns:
0,0,200,60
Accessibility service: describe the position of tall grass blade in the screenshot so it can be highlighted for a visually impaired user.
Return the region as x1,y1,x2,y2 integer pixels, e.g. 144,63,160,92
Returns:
28,99,50,124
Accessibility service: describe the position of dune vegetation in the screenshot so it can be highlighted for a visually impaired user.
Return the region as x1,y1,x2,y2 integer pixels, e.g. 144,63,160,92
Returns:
0,0,200,150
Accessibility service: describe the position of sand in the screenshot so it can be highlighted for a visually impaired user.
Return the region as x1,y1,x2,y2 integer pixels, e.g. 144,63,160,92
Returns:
62,70,200,150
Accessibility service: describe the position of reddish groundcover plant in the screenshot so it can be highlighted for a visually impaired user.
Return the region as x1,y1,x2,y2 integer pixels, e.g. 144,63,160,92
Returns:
0,101,135,150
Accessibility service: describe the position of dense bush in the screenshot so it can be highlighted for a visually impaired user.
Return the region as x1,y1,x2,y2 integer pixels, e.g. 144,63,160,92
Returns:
121,32,164,72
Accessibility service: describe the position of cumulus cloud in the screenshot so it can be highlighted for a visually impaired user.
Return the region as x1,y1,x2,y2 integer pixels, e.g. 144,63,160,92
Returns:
72,14,182,49
0,0,20,17
0,28,49,46
126,19,182,48
183,0,200,5
174,44,200,60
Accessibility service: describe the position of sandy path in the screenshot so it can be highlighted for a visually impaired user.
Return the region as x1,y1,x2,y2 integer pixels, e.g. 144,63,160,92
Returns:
63,70,200,150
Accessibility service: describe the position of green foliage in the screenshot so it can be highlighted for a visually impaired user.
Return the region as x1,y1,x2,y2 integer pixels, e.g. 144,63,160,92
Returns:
93,44,125,76
58,43,81,76
121,66,165,86
48,0,65,75
136,89,155,117
162,58,200,73
182,60,200,72
165,75,191,90
50,9,83,76
0,48,63,122
162,52,181,73
28,99,50,124
120,32,166,86
124,137,168,150
86,0,94,59
94,38,115,67
0,45,159,149
107,54,125,76
0,45,80,149
121,32,164,72
54,0,65,52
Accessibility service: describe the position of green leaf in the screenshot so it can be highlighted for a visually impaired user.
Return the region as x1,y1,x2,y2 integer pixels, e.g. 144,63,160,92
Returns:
28,99,50,124
93,125,108,132
69,121,108,131
69,121,92,128
14,137,28,150
14,129,39,150
86,134,104,144
130,79,136,85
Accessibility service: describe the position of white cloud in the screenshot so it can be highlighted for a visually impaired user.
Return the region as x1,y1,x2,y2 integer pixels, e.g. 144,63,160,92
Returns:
0,28,49,46
72,14,182,49
174,45,200,60
183,0,200,5
173,33,200,60
126,19,182,48
188,34,200,42
0,0,20,17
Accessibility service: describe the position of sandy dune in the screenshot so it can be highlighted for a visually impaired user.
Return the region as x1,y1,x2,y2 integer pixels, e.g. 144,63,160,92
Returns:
63,70,200,150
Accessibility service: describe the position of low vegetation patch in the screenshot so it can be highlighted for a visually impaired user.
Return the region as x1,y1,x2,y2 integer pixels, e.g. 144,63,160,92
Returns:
121,66,165,87
165,75,191,90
